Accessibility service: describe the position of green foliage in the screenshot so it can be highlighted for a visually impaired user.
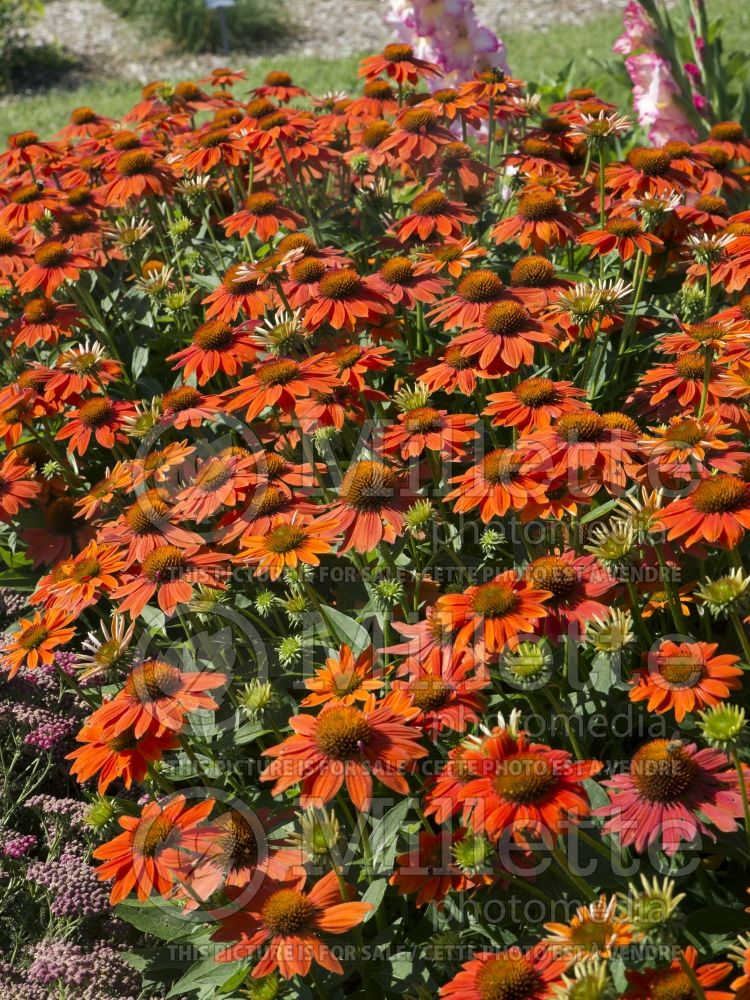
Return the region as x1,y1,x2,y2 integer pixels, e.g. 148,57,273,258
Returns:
103,0,284,54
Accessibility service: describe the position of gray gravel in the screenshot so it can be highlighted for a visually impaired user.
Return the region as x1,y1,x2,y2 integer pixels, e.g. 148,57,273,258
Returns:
22,0,628,86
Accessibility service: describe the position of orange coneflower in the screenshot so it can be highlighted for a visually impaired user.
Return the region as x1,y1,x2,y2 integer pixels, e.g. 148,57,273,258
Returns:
595,739,748,856
390,828,489,908
358,43,441,85
391,190,477,243
526,410,642,494
630,640,743,722
370,255,448,307
606,146,692,199
420,344,501,396
436,570,551,656
381,404,478,461
172,452,256,522
379,106,455,164
439,945,569,1000
301,643,383,709
213,869,372,977
327,458,413,553
31,540,126,615
525,551,615,640
55,396,136,455
235,514,338,580
203,263,275,322
445,447,549,523
0,183,59,228
100,489,203,565
261,693,427,812
508,254,571,310
579,217,663,260
99,149,174,206
0,608,75,678
221,191,305,240
0,453,40,522
90,658,227,738
17,240,95,295
660,318,748,355
624,947,732,1000
429,268,507,328
0,225,30,276
450,298,558,370
303,267,392,331
659,474,750,549
166,319,257,384
415,237,485,279
129,441,195,489
93,795,215,904
459,725,602,842
492,191,583,251
10,296,81,350
220,355,338,422
392,646,488,736
67,722,180,794
36,341,122,401
22,496,95,567
544,895,634,960
113,545,230,618
484,377,587,432
252,69,309,102
159,385,216,430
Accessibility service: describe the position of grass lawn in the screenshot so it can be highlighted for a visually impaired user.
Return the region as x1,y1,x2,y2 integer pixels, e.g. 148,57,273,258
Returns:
1,0,749,138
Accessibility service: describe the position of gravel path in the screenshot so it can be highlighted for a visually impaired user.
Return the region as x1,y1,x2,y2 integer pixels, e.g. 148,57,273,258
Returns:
25,0,627,86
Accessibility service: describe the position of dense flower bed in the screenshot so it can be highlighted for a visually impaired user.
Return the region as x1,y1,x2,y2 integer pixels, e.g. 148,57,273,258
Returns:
3,40,750,1000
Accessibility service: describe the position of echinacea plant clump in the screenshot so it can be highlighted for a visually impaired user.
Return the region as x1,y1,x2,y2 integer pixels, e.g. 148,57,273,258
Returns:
4,21,750,1000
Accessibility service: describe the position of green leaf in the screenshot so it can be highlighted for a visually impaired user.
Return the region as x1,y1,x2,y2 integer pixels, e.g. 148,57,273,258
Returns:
132,344,150,379
361,876,388,921
319,605,371,653
116,900,202,942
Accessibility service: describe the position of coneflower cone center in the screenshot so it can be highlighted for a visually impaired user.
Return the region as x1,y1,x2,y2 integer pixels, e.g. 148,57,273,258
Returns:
126,493,171,533
515,377,557,407
657,653,702,687
458,270,503,303
265,524,307,553
137,813,176,856
526,557,577,598
475,955,543,1000
193,320,233,350
692,475,748,514
648,970,695,1000
319,268,362,300
470,581,519,618
404,407,442,433
315,705,371,758
413,190,448,216
482,450,522,485
142,545,188,582
409,675,452,712
493,754,556,804
484,301,529,335
79,398,115,427
341,460,398,509
18,624,49,650
631,742,698,802
219,812,259,868
163,386,201,411
126,659,181,700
